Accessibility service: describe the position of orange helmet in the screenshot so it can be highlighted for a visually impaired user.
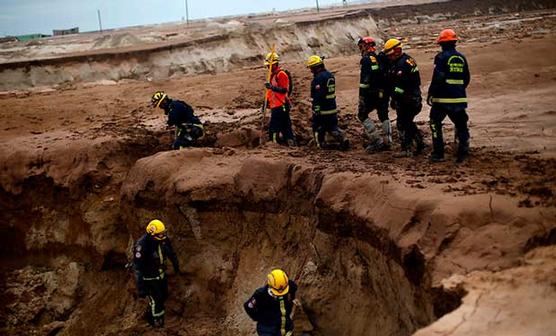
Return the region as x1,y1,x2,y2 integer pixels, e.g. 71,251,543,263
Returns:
437,29,458,43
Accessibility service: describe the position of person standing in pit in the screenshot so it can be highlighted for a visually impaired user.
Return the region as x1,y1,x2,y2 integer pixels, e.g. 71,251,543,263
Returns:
133,219,180,328
244,269,298,336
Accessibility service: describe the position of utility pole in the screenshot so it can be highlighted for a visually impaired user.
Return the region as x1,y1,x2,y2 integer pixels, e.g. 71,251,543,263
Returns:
184,0,190,24
97,9,103,32
316,0,320,12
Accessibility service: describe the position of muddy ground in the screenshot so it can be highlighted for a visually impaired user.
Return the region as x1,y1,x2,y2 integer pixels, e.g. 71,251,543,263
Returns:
1,0,555,335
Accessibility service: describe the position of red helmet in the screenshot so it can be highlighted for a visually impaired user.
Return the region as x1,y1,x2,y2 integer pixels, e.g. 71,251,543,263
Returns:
437,29,458,43
357,36,376,52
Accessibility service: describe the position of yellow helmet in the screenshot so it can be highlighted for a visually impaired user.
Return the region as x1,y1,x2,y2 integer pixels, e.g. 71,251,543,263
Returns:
264,52,280,66
306,55,323,68
151,91,168,108
383,38,402,55
146,219,166,240
267,269,289,296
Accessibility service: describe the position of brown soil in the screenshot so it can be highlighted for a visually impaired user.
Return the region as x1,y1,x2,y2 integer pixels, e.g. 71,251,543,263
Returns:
1,0,556,335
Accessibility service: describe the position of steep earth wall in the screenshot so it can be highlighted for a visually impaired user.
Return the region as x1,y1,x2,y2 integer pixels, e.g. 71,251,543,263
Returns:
2,143,554,335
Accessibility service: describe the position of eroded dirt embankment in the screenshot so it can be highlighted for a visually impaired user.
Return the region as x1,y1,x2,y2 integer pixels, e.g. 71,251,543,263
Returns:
0,13,378,91
1,0,554,91
1,142,555,335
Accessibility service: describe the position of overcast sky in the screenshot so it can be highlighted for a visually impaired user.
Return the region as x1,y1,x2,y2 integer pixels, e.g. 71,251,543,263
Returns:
0,0,368,36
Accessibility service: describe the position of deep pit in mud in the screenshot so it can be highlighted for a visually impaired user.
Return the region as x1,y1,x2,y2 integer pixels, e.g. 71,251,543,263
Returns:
0,137,468,336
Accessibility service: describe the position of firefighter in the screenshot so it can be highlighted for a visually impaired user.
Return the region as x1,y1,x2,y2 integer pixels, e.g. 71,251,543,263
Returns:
151,91,204,150
133,219,180,328
264,52,296,146
383,38,425,157
244,269,298,336
357,36,391,152
307,55,349,150
427,29,471,163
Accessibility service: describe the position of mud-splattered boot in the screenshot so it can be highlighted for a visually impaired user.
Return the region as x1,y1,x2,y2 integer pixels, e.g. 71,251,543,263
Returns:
414,129,426,156
363,118,384,152
456,140,469,163
153,317,165,328
381,120,393,151
429,121,444,162
331,130,349,151
143,310,154,327
286,138,297,147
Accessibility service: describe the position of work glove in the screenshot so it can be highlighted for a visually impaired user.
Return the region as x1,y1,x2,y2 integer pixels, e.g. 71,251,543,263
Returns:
427,95,433,106
265,83,287,93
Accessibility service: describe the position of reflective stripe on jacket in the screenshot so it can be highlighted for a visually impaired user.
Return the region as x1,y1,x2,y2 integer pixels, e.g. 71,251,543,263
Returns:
388,53,421,103
359,52,386,96
266,68,290,109
428,47,470,107
311,68,337,115
244,281,298,335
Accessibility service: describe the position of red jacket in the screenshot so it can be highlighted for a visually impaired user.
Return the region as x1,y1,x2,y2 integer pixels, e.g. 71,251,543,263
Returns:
266,67,289,109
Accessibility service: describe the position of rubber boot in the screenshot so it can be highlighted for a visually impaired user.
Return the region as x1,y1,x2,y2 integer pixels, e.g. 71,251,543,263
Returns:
395,125,413,158
414,129,425,156
382,120,392,149
456,140,469,163
429,121,445,162
453,126,459,152
397,127,405,148
143,309,154,327
153,316,164,328
363,118,384,152
314,131,324,149
331,130,349,151
393,148,412,158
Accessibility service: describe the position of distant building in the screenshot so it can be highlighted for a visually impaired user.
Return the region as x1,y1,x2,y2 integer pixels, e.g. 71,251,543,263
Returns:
53,27,79,36
15,34,51,42
0,36,18,44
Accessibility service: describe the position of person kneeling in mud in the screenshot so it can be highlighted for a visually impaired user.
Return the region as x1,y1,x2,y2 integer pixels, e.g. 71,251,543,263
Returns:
151,91,204,150
307,55,349,150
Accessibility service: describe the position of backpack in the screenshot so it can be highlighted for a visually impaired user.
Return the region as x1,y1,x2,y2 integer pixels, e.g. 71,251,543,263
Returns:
280,69,294,97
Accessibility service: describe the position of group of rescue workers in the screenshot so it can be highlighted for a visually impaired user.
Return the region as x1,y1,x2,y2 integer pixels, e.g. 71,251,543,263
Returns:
150,28,470,163
139,28,471,334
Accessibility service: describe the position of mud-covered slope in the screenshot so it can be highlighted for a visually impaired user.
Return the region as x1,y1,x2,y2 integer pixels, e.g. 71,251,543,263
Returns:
1,133,555,335
1,0,556,335
414,246,556,336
